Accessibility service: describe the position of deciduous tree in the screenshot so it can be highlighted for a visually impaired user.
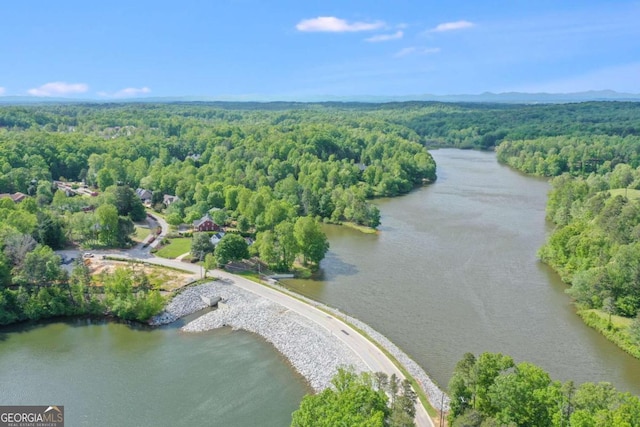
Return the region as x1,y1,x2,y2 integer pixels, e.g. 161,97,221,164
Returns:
293,216,329,268
95,204,119,246
215,233,249,266
291,368,388,427
191,232,214,261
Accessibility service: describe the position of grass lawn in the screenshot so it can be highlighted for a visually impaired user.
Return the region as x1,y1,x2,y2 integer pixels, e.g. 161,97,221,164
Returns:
608,188,640,200
578,308,640,359
584,308,633,328
156,237,191,259
146,208,166,219
133,225,151,243
342,221,378,234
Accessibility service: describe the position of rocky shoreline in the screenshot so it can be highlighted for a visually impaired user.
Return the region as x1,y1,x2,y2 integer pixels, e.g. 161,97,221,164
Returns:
150,279,449,409
149,282,224,325
270,285,451,411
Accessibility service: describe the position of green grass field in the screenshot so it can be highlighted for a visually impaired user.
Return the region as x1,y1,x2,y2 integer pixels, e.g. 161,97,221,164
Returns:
341,221,378,234
608,188,640,200
133,225,151,242
156,237,192,259
578,308,640,359
583,308,633,328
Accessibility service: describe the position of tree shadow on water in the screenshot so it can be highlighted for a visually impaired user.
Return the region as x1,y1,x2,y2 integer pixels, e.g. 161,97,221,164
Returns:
0,320,55,342
312,251,358,281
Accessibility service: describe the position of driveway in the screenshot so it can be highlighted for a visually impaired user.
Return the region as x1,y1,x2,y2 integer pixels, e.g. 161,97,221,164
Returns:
146,212,169,249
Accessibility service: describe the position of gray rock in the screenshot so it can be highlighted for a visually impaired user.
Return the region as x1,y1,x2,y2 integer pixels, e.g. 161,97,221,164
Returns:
151,280,449,410
181,282,367,391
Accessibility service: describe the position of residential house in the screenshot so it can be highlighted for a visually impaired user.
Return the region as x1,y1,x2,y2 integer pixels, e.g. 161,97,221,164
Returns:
136,188,153,206
163,194,179,206
0,192,27,203
209,232,226,246
11,192,26,202
193,213,219,232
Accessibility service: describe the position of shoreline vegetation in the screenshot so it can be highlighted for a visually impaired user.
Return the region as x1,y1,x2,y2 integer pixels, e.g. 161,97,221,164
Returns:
448,351,640,426
577,309,640,359
339,221,378,234
496,136,640,360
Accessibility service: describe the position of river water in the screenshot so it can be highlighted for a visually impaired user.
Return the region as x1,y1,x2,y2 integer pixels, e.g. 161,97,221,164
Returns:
0,318,309,426
285,149,640,395
2,149,639,425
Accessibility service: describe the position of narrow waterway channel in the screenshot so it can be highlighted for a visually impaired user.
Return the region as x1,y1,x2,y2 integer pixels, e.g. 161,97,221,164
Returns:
284,148,640,395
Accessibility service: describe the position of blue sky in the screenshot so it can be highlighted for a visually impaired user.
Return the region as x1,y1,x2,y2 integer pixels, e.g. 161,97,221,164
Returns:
0,0,638,99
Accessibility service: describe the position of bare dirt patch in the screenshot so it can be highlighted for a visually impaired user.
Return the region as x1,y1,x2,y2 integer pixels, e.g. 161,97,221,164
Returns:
85,258,197,292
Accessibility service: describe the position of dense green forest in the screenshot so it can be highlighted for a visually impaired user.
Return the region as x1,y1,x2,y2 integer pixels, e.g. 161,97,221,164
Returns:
0,103,438,226
0,102,438,325
2,101,640,333
398,101,640,150
448,352,640,426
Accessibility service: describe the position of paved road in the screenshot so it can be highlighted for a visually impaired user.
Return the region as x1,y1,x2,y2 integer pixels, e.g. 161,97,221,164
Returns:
146,213,169,249
54,249,435,427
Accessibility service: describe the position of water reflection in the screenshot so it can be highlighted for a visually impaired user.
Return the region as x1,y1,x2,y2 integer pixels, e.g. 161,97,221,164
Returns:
314,250,359,280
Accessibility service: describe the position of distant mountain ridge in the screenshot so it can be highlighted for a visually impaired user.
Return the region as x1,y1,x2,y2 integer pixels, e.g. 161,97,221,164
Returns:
279,90,640,103
0,90,639,105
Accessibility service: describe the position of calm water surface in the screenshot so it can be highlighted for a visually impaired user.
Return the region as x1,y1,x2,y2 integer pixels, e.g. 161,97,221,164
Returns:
2,149,639,425
285,149,640,395
0,318,309,426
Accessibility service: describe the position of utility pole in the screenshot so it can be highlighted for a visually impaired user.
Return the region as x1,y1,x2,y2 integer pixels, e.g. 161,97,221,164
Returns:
200,251,204,279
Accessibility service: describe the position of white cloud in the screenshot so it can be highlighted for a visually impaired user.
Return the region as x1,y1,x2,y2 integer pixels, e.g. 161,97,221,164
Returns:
98,87,152,98
296,16,385,32
365,30,403,43
395,47,416,57
27,82,89,97
394,47,440,58
430,20,475,32
0,87,5,96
